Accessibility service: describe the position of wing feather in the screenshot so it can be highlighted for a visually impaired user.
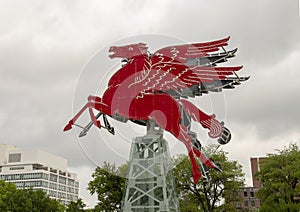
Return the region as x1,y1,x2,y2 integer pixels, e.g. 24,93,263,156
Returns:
153,37,230,63
136,63,242,94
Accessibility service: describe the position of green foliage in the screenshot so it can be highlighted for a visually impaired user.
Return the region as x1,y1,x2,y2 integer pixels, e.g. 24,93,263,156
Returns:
173,144,245,212
88,146,244,212
87,162,127,211
0,180,65,211
67,198,86,212
256,143,300,212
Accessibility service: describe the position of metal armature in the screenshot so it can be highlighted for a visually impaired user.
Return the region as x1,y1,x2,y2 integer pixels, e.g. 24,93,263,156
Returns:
122,120,179,212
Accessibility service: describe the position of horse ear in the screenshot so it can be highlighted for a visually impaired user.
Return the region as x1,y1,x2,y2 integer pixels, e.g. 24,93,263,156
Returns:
138,43,148,53
138,43,147,47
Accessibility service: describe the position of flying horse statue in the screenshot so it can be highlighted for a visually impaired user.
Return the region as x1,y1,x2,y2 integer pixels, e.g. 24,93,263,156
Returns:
64,36,249,184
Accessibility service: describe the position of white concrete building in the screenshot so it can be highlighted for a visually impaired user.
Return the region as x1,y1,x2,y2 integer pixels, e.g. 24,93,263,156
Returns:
0,144,79,205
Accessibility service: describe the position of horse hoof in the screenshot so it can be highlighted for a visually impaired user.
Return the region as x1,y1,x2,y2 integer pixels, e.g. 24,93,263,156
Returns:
193,171,202,185
96,121,101,128
217,127,231,145
63,123,73,131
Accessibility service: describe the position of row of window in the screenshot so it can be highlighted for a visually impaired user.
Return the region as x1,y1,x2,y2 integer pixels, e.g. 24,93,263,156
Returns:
9,166,25,170
3,179,79,195
237,200,260,208
244,200,259,207
243,191,255,197
0,173,48,181
50,174,78,186
48,183,79,195
14,180,47,188
47,190,78,201
0,173,78,187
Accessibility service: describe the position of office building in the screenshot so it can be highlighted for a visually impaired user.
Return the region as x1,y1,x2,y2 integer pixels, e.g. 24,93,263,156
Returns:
0,144,79,205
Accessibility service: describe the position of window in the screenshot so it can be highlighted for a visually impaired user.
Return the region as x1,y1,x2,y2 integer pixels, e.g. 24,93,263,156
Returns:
42,173,49,180
58,184,66,191
49,182,57,189
9,166,24,170
15,181,24,188
23,173,42,180
42,181,48,188
49,190,57,197
11,174,21,180
67,187,74,193
59,176,66,184
243,191,248,197
50,174,57,182
24,181,42,187
250,191,254,197
244,200,248,207
8,153,21,163
58,192,66,199
67,179,74,186
251,200,255,207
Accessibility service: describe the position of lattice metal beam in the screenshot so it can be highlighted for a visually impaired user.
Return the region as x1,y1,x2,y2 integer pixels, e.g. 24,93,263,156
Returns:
122,121,179,212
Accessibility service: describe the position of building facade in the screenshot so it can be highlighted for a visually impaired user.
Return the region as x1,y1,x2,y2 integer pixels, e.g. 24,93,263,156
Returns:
0,144,79,205
250,157,267,188
236,187,260,211
236,157,267,211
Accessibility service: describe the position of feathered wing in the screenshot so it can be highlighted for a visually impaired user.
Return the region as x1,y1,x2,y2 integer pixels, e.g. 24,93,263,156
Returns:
153,36,231,63
136,63,242,92
134,37,248,97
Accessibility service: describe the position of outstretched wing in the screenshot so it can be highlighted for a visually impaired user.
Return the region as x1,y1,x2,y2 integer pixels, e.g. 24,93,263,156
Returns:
134,37,248,98
153,36,230,63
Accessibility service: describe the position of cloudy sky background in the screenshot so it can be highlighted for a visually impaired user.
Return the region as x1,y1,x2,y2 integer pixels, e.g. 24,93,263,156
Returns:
1,0,300,207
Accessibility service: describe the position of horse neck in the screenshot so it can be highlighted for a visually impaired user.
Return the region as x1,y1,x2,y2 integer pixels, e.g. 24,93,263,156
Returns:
108,55,150,87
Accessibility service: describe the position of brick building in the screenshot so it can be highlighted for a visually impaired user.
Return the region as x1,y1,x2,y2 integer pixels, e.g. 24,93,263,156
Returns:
236,187,260,211
250,157,267,188
236,157,267,211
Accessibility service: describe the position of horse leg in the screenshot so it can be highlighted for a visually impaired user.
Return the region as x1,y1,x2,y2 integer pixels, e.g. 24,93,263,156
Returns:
176,124,221,182
176,125,203,184
192,147,222,172
63,102,90,131
179,99,223,138
63,95,109,131
87,95,110,128
179,100,223,169
144,97,202,184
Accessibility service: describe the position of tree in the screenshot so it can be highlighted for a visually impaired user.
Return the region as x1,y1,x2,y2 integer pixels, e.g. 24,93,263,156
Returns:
256,143,300,212
173,144,245,212
0,180,65,211
88,145,244,212
87,162,127,211
66,198,86,212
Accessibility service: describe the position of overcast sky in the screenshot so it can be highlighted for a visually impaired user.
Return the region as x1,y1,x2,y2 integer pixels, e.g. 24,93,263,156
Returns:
1,0,300,208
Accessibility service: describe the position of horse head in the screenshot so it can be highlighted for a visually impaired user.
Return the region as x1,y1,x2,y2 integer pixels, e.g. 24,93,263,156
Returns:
109,43,148,59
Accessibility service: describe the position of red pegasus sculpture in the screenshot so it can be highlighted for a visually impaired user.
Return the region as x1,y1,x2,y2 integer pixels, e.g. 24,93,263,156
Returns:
64,37,249,184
